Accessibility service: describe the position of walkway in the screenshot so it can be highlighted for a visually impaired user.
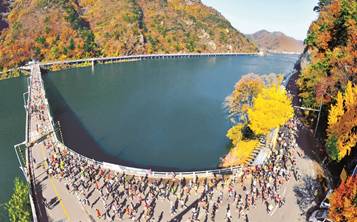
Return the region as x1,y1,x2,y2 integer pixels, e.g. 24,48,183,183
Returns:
28,64,91,221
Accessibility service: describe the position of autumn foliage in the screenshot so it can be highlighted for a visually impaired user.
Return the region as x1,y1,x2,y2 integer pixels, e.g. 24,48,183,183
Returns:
225,73,264,122
0,0,97,69
226,124,244,146
226,74,293,138
248,80,294,135
297,0,357,161
0,0,257,70
328,176,357,222
222,139,259,167
326,81,357,161
297,0,357,108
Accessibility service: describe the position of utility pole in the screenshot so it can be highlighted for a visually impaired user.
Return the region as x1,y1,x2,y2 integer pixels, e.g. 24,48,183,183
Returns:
293,104,322,138
314,103,323,137
352,164,357,176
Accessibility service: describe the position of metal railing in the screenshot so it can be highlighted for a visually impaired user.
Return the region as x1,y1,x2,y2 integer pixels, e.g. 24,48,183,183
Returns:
37,52,258,67
12,65,40,222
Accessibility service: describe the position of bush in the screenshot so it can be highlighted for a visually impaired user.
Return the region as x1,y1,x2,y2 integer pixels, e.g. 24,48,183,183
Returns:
5,178,31,222
326,135,339,160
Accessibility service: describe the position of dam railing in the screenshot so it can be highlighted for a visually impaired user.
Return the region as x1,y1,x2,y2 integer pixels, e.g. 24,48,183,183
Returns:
39,52,258,68
31,60,245,179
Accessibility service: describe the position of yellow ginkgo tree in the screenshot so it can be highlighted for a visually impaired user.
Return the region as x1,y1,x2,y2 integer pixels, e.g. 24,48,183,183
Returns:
224,74,294,167
326,81,357,161
247,81,294,135
226,124,244,146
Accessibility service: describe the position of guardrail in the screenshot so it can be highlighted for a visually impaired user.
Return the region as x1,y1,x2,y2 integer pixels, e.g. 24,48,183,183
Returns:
20,66,39,222
38,52,258,67
282,69,297,87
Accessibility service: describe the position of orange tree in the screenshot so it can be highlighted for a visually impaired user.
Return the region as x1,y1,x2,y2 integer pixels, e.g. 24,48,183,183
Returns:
298,0,357,108
225,73,264,122
328,176,357,222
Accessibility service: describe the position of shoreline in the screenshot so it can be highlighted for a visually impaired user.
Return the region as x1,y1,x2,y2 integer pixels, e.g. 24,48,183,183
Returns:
1,52,259,80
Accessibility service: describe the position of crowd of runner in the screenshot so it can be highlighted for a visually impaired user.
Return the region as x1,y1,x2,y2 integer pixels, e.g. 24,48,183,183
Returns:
29,66,302,221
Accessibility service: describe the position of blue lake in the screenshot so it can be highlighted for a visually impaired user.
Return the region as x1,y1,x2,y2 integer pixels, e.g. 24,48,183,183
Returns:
44,54,299,171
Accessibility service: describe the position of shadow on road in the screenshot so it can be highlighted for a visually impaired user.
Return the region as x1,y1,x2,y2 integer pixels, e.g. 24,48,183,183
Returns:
168,178,222,222
33,180,49,222
293,175,325,220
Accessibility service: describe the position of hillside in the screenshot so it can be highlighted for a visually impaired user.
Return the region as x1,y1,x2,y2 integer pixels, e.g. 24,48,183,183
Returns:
0,0,257,70
247,30,304,53
295,1,356,220
296,0,356,175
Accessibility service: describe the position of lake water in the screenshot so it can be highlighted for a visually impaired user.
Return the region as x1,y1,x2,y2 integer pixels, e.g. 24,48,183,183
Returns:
43,54,299,171
0,77,27,221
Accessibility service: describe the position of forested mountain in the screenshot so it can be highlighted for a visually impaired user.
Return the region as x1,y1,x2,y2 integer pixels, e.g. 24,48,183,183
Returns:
0,0,257,70
246,30,304,53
